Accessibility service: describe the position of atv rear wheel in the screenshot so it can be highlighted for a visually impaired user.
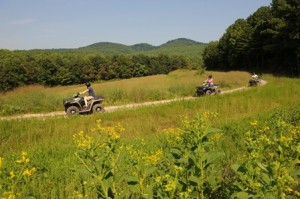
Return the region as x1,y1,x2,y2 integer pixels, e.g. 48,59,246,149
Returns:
205,90,212,95
92,104,104,113
66,106,80,116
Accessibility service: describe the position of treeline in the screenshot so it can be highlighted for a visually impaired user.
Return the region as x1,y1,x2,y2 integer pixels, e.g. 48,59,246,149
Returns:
202,0,300,76
0,50,189,92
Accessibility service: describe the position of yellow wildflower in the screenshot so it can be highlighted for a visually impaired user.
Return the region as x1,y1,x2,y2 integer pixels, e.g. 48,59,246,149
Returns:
164,180,176,192
211,132,223,141
277,136,293,143
73,131,93,149
16,151,30,164
250,120,258,126
268,152,275,158
10,171,15,178
1,192,16,199
0,157,2,168
142,149,163,165
21,151,27,156
23,167,37,176
174,165,183,172
111,131,120,140
179,191,190,198
155,176,161,183
259,126,270,133
116,123,125,132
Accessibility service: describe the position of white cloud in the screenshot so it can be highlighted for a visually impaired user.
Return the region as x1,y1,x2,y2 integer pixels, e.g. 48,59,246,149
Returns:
9,18,34,25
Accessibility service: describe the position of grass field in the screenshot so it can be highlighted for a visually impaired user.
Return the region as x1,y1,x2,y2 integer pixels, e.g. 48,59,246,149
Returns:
0,70,250,116
0,70,299,198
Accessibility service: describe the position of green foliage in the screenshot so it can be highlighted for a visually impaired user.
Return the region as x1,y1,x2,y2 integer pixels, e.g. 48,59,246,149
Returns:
203,0,300,76
231,109,300,198
202,41,220,70
0,151,37,199
0,51,193,92
1,108,299,198
71,113,225,198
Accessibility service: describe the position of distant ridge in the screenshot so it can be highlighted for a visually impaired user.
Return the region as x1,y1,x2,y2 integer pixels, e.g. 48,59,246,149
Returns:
160,38,204,48
75,38,207,55
78,42,135,54
130,43,157,51
26,38,207,57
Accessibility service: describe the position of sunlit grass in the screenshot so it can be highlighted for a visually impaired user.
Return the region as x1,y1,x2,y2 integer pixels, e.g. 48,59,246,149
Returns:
1,74,299,152
0,70,251,116
0,73,299,198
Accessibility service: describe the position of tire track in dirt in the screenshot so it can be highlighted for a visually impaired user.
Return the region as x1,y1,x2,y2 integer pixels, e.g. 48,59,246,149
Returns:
0,80,266,120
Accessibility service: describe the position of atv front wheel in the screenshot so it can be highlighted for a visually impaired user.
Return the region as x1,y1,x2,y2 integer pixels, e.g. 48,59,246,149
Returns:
92,104,104,113
66,106,80,116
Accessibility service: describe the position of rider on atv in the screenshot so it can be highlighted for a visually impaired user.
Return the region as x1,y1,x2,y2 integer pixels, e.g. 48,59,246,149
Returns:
248,72,260,86
79,82,95,108
204,75,214,87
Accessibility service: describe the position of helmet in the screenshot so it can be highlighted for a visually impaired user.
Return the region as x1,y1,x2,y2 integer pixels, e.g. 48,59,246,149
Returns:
85,82,91,87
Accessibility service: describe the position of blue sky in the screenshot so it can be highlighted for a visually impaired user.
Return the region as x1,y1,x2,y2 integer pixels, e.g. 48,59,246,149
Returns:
0,0,272,50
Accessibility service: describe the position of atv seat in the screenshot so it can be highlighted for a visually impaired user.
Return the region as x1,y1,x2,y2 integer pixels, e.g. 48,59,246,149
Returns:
94,96,104,100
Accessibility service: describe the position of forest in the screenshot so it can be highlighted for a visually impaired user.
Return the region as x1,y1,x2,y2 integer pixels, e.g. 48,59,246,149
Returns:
0,51,193,92
202,0,300,76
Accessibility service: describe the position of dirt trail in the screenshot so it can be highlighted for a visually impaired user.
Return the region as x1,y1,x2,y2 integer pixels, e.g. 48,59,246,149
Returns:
0,80,266,120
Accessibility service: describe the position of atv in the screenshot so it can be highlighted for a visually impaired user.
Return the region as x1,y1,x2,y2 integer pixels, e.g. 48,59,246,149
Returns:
195,83,221,97
63,93,105,116
248,79,261,87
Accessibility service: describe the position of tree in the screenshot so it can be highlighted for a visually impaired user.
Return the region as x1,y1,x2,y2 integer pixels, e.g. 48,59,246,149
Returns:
218,19,253,70
202,41,220,70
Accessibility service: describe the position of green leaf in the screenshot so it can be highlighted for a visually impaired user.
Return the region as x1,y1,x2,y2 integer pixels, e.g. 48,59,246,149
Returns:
232,164,241,172
178,157,189,164
236,191,250,199
257,162,269,173
104,170,113,180
188,175,199,186
126,175,139,183
170,148,182,159
205,127,222,134
233,181,245,191
261,173,271,185
145,166,156,176
206,152,224,165
232,164,247,174
72,168,91,175
126,176,140,192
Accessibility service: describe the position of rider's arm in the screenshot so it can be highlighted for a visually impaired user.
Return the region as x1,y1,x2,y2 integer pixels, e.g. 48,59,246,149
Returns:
80,89,88,95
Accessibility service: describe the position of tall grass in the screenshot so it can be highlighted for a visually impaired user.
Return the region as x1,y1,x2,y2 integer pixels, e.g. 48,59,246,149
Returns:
1,74,299,153
0,70,251,116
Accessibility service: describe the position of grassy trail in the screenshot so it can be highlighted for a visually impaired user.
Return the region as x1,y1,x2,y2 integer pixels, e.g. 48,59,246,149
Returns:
0,79,266,120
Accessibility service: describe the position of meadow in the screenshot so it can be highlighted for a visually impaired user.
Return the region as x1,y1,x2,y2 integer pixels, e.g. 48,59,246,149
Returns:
0,70,299,198
0,70,249,116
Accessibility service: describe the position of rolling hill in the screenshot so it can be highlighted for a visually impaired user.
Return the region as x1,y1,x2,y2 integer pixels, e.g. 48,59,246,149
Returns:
29,38,207,57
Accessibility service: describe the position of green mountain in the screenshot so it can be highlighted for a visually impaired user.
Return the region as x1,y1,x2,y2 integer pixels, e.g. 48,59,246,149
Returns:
75,38,207,57
130,43,157,51
78,42,134,54
27,38,207,58
159,38,204,48
145,38,207,58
